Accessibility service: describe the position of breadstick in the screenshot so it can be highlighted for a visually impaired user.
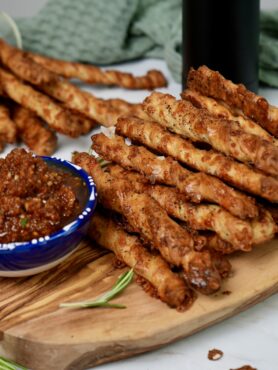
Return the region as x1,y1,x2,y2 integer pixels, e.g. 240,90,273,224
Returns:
205,208,277,254
39,78,122,126
263,204,278,225
0,102,17,143
107,164,253,250
12,105,57,156
106,98,150,120
116,116,278,202
73,152,221,294
199,205,277,250
0,68,83,137
59,105,97,134
204,248,232,279
182,89,278,146
109,165,276,247
187,65,278,137
251,208,277,245
89,211,192,308
92,134,258,219
143,92,278,177
0,38,57,85
28,52,167,89
68,110,97,135
205,234,237,255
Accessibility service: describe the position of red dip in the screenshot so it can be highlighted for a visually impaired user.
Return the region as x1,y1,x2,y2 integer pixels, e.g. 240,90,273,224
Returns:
0,149,86,243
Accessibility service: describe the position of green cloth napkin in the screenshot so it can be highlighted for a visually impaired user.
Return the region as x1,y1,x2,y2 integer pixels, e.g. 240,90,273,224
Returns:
16,0,278,87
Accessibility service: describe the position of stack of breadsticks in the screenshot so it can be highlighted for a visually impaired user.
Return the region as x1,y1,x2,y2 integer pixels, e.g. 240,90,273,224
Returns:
1,36,276,310
0,38,166,155
74,65,278,310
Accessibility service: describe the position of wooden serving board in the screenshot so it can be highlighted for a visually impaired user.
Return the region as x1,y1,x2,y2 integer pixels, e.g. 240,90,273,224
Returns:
0,238,277,370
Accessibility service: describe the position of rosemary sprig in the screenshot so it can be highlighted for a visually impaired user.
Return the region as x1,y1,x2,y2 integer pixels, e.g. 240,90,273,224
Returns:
60,269,133,309
0,356,27,370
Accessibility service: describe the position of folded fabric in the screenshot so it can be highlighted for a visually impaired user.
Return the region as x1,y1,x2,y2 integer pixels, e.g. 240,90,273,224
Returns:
16,0,278,87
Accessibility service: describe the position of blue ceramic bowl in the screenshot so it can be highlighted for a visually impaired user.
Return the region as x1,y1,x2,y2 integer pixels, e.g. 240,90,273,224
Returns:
0,156,97,277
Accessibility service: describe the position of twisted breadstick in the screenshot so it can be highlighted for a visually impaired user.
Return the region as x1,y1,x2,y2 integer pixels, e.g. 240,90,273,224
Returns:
106,98,150,120
116,116,278,203
0,102,17,144
143,92,278,177
0,38,57,85
187,65,278,137
263,204,278,225
106,164,253,250
205,208,277,254
73,152,221,294
182,89,278,146
59,104,97,135
250,208,277,245
39,78,123,126
28,51,167,89
92,133,258,219
0,68,84,137
12,105,57,156
89,211,192,308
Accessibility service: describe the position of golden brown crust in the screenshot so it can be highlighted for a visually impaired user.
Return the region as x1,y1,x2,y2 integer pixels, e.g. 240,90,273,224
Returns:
73,152,221,294
251,208,277,244
0,68,84,137
204,208,277,253
39,79,123,126
93,133,258,219
263,204,278,225
106,98,150,120
182,89,278,146
89,211,192,308
0,42,151,128
0,101,17,144
205,234,237,255
28,51,167,89
187,65,277,137
204,249,232,279
0,82,4,96
59,105,98,135
0,38,57,86
143,92,278,177
107,164,254,250
116,116,278,203
12,105,57,156
267,105,278,138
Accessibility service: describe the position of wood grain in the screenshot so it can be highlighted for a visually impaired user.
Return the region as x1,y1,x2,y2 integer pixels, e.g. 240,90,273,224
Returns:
0,238,277,370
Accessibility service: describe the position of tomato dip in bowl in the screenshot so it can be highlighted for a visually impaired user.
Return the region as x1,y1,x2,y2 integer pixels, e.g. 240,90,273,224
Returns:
0,149,97,277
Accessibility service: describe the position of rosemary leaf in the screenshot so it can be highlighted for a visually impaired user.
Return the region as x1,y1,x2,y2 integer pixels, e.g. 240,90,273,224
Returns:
60,269,133,309
61,301,126,309
0,356,28,370
100,269,133,302
95,302,126,309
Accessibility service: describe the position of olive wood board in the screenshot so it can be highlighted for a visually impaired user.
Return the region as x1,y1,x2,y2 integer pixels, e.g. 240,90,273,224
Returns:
0,238,277,370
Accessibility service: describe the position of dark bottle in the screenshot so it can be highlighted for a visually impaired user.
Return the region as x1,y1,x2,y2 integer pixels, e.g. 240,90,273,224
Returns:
182,0,260,92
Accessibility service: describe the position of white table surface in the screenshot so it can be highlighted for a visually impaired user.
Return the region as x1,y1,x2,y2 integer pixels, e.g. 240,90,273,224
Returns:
1,58,278,370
